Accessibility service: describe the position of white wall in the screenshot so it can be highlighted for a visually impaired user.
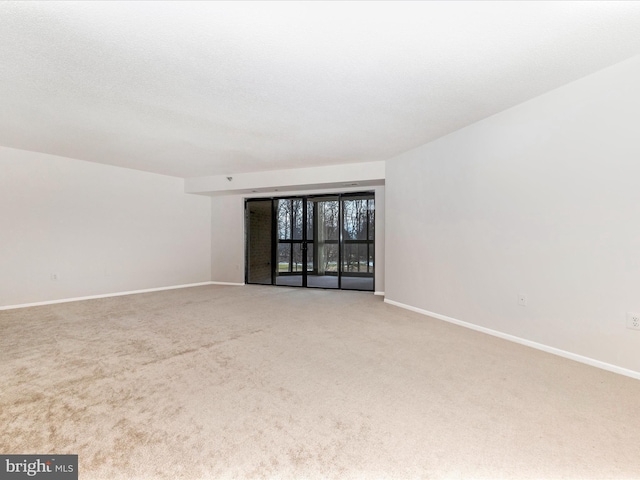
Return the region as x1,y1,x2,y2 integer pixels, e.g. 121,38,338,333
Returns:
385,55,640,374
373,186,385,294
211,186,385,293
186,161,385,195
211,194,245,284
0,147,212,307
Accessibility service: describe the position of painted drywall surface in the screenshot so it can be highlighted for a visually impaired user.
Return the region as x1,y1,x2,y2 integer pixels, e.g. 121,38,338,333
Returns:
0,147,211,307
385,55,640,373
211,185,385,293
186,161,385,195
211,195,245,284
373,186,385,294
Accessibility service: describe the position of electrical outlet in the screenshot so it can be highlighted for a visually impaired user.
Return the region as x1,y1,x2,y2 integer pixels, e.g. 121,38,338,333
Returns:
627,312,640,330
518,294,527,306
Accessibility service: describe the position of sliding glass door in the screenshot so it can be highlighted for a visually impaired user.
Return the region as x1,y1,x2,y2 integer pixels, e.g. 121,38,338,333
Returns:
341,195,375,291
275,198,305,287
245,192,374,291
306,196,340,289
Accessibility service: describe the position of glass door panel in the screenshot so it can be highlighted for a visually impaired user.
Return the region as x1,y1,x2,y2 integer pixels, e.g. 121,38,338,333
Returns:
306,197,339,289
341,196,375,291
275,199,303,286
277,243,291,272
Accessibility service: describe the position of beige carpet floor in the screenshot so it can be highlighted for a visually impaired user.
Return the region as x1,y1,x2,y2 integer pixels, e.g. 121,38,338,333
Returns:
1,285,639,479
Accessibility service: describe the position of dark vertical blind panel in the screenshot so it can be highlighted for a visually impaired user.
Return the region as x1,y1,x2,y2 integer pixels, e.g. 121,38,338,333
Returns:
245,199,273,285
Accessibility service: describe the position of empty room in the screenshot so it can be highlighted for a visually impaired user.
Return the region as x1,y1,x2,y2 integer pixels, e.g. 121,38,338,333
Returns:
1,1,640,479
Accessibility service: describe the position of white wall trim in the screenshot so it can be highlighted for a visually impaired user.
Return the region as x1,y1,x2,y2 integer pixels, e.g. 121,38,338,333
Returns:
0,282,217,311
384,298,640,381
210,281,245,286
374,291,385,296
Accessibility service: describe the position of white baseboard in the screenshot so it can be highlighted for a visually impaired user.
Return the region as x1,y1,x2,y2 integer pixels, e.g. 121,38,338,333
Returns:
0,281,219,311
384,298,640,381
374,291,385,296
210,281,246,286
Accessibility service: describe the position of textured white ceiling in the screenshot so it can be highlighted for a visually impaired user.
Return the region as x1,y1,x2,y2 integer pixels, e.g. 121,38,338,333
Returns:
2,1,640,178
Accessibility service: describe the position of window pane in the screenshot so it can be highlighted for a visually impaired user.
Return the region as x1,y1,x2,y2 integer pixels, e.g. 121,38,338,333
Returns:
343,199,368,240
342,243,371,273
292,199,303,240
278,243,291,272
292,243,304,272
306,243,314,272
307,203,314,240
320,243,338,273
277,200,291,239
317,200,339,241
